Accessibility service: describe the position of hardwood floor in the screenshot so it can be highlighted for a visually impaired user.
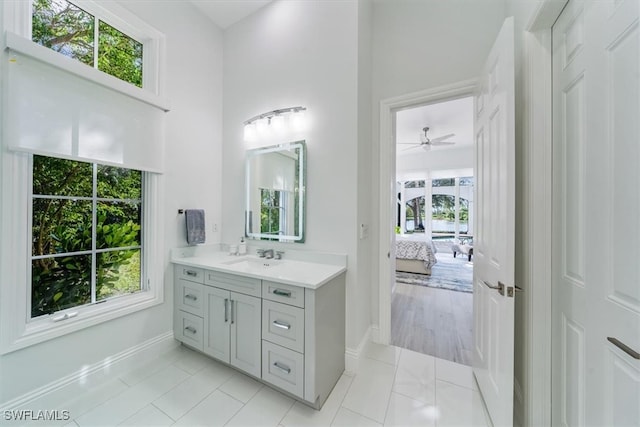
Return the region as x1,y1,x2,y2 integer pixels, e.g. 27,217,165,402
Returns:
390,252,474,366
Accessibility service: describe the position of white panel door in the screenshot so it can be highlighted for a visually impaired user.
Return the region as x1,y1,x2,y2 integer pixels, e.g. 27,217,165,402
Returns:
552,0,640,425
230,292,262,378
473,17,516,427
203,286,231,363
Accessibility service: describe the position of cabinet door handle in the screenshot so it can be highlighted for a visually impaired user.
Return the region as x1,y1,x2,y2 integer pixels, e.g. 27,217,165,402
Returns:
273,362,291,374
184,294,198,301
273,289,291,297
184,326,197,334
185,270,198,277
224,298,229,323
272,320,291,330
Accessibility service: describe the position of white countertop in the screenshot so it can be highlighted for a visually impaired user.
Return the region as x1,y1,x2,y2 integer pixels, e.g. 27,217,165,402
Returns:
171,246,347,289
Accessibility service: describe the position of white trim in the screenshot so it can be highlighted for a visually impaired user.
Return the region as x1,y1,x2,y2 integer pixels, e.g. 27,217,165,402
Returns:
519,2,566,426
370,325,380,343
0,331,177,410
344,326,371,375
5,32,170,112
377,79,477,345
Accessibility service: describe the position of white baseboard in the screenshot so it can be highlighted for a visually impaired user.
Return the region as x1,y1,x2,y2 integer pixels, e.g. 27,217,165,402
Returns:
0,331,178,411
344,326,371,375
371,325,380,343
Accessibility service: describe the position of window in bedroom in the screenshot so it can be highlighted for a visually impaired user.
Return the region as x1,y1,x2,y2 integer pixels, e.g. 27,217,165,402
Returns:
31,0,143,87
31,155,144,318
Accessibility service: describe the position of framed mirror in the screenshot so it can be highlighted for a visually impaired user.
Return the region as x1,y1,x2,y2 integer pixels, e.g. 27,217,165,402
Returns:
245,141,306,243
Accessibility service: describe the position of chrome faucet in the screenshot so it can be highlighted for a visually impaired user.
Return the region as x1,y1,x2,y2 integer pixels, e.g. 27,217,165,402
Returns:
258,248,274,259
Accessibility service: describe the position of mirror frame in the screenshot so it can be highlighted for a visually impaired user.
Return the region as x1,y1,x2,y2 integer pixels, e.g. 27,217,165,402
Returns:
245,140,306,243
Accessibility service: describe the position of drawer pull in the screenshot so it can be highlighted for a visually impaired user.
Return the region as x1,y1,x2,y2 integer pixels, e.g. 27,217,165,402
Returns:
273,320,291,330
184,326,197,334
184,294,198,301
185,270,198,277
273,289,291,297
273,362,291,374
224,298,229,322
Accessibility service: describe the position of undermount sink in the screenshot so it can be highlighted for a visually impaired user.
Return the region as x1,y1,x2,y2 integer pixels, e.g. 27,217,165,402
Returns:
223,256,283,269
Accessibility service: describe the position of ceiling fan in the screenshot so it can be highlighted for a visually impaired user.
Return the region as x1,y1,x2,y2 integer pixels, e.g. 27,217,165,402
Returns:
398,127,456,150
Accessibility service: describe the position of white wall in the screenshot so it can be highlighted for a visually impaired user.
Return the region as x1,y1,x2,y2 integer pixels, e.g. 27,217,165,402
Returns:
221,0,371,352
0,0,224,404
370,0,506,327
356,0,374,350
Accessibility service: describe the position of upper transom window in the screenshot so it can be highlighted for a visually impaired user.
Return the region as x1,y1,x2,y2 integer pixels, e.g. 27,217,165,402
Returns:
32,0,143,87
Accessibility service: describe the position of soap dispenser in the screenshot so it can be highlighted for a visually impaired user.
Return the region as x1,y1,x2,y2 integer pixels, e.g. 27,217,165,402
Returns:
238,236,247,255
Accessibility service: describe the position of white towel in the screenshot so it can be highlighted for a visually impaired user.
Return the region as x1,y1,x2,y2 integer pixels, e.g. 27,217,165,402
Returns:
185,209,206,245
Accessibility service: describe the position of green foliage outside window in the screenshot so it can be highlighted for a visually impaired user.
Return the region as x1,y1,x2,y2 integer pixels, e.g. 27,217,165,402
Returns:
32,0,143,87
31,156,143,318
260,189,282,238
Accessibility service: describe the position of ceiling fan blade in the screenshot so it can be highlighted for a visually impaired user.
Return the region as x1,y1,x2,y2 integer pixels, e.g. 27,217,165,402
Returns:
429,133,456,143
402,145,423,151
397,142,421,145
430,140,457,146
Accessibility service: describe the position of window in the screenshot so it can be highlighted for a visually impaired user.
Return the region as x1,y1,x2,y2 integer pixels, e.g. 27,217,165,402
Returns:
31,0,143,87
1,0,165,355
31,156,144,318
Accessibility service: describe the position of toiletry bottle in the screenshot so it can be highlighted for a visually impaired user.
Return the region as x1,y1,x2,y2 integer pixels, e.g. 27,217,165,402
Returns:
238,237,247,255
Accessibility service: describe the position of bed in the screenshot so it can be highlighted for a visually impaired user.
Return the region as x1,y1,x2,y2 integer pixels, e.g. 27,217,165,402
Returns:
395,234,438,275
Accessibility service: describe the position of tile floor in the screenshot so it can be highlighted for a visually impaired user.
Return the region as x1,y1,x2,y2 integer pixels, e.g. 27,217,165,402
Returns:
10,341,490,427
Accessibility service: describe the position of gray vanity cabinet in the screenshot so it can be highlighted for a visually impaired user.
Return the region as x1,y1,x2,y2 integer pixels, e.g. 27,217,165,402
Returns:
173,262,345,410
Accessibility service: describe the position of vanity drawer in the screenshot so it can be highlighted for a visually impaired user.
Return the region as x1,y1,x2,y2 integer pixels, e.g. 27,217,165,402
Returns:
262,300,304,353
176,266,204,283
176,279,204,316
262,281,305,308
176,311,204,351
205,270,261,297
262,340,304,398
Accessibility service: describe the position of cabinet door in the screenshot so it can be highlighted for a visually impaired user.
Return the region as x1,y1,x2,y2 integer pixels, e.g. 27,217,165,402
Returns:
230,292,262,378
203,286,231,363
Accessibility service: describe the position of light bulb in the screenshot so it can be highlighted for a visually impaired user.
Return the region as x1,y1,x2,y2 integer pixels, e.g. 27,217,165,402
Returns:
256,118,269,133
271,114,285,132
291,110,306,131
243,123,256,141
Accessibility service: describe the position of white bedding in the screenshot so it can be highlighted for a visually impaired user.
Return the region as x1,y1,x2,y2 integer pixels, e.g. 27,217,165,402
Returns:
395,234,438,270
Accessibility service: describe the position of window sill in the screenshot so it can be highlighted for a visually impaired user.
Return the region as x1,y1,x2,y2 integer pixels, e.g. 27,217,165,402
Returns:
5,31,170,112
1,291,163,355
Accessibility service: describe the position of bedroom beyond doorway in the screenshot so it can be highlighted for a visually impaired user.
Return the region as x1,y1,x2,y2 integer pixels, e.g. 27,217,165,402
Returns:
391,96,475,366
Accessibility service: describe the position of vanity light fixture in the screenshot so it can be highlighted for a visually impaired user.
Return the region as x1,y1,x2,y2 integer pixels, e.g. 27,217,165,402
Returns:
243,106,307,141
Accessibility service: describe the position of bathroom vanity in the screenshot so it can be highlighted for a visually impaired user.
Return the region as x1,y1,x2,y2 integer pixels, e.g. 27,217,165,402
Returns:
171,247,346,409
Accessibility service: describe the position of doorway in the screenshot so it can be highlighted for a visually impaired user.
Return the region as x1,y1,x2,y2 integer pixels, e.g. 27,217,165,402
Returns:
390,97,475,365
376,80,477,348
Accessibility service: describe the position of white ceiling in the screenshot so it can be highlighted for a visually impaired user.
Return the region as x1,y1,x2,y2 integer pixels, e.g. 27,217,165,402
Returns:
189,0,273,29
395,96,474,155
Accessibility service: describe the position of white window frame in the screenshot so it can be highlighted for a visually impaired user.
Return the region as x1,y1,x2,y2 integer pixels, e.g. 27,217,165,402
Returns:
3,0,168,108
0,0,166,355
